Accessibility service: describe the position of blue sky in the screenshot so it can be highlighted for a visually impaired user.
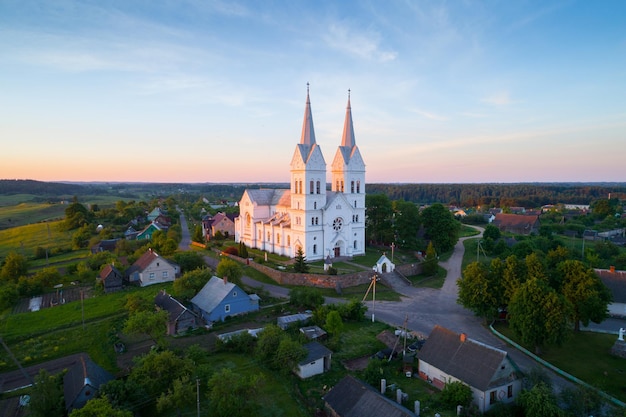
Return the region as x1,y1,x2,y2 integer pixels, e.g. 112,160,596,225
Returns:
1,0,625,183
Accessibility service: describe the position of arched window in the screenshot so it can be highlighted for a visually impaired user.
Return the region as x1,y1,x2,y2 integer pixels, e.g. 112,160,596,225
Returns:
354,200,357,208
310,180,314,194
245,213,251,228
353,240,358,249
316,181,321,194
351,181,355,193
299,180,303,194
277,234,280,244
313,244,317,254
311,217,315,226
341,181,344,192
315,217,319,225
314,202,317,209
356,180,361,193
287,235,291,245
267,231,271,242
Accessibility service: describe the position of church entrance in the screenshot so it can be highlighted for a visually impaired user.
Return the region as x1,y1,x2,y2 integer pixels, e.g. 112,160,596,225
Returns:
334,247,340,257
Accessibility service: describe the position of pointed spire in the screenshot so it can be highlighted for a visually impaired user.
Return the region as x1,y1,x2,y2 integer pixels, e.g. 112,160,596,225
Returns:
341,89,355,148
300,82,316,145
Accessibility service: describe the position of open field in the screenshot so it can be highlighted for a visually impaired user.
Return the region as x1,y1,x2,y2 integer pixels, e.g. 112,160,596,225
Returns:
0,220,74,260
0,202,66,229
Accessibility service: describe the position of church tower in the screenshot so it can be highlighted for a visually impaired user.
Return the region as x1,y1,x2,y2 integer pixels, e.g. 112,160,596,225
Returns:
289,85,326,258
331,91,366,255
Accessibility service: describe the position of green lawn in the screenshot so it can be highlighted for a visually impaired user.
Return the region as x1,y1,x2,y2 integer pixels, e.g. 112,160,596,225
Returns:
494,323,626,403
0,220,73,260
407,266,447,289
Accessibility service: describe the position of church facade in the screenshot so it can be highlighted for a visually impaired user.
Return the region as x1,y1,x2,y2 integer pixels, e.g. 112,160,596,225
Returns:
234,88,366,261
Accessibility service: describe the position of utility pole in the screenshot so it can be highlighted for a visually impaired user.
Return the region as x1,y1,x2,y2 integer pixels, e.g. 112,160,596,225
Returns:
196,378,200,417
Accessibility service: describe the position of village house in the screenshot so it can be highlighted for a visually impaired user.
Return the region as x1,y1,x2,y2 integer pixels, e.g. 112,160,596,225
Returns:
295,341,332,379
125,248,179,287
202,212,237,240
418,326,521,413
191,276,260,324
63,355,114,413
154,290,198,335
323,375,417,417
595,267,626,318
492,213,540,235
97,264,124,293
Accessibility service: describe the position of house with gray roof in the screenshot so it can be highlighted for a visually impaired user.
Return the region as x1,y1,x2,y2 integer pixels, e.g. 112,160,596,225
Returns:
296,341,332,379
155,290,198,335
63,355,114,413
595,268,626,318
190,276,259,324
323,375,417,417
418,325,521,413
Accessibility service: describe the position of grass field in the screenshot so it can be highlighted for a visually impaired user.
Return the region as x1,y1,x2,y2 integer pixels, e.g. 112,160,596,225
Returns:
0,220,73,260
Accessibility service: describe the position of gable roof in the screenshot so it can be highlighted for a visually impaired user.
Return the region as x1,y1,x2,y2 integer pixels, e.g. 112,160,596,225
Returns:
63,355,114,411
191,276,243,314
300,341,332,365
323,375,416,417
493,213,539,229
418,326,508,391
155,290,195,320
595,268,626,304
99,264,121,280
126,248,176,276
245,189,291,207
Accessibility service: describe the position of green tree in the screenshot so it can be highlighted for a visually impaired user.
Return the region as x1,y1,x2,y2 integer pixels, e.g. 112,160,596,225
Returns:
365,194,394,244
128,350,193,398
123,310,169,346
156,375,196,415
420,203,460,253
558,260,612,331
69,396,132,417
124,293,152,314
517,383,563,417
192,224,204,243
29,369,64,417
325,310,344,337
289,287,324,309
293,247,309,273
72,224,94,249
0,251,28,282
508,278,571,354
173,268,212,300
483,224,501,242
255,324,283,363
239,241,249,259
172,251,206,273
457,261,499,322
274,338,307,374
99,379,147,412
0,283,19,311
206,368,262,417
502,255,524,304
422,241,438,276
216,257,243,287
393,200,420,249
440,380,473,408
61,197,93,231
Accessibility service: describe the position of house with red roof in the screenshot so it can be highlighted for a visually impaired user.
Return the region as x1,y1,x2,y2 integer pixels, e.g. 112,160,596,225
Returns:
126,248,179,287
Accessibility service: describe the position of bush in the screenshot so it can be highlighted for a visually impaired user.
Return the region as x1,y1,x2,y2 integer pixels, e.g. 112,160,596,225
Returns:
222,246,239,256
289,287,324,310
440,381,473,408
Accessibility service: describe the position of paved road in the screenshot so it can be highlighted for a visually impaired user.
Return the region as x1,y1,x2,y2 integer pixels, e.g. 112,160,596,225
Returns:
177,208,192,251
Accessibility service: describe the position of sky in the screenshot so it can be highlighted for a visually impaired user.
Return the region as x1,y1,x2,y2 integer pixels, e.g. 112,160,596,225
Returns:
1,1,625,184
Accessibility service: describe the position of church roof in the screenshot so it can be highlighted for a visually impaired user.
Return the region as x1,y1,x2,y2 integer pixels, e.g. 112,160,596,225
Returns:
246,189,290,207
300,84,316,146
341,94,355,148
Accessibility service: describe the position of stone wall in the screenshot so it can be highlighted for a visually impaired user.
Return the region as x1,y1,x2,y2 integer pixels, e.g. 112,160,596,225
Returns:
396,262,423,277
221,252,375,289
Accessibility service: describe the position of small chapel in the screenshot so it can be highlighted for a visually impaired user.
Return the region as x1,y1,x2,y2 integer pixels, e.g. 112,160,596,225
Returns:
234,86,366,261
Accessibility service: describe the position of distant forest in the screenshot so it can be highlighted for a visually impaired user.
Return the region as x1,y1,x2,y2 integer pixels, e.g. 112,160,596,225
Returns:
2,179,625,208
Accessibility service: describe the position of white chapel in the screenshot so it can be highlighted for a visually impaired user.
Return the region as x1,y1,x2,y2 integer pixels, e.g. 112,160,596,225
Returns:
234,87,366,261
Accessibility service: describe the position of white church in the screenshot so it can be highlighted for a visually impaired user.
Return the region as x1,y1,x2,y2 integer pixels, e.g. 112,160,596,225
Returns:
234,87,366,261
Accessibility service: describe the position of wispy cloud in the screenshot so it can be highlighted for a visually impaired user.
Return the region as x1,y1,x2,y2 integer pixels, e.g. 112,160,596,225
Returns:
323,22,397,62
411,108,448,121
481,91,513,106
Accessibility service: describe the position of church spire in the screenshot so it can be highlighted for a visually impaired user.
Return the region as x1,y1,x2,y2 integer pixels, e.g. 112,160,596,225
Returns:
341,89,355,148
300,82,316,145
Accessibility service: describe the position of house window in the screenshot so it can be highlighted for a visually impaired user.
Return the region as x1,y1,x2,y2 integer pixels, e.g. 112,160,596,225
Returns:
162,271,168,278
156,262,160,267
233,291,237,297
507,385,513,398
225,304,230,313
489,391,497,404
149,272,155,280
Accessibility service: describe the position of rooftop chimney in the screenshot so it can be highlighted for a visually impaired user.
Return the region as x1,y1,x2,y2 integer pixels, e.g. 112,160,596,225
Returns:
460,333,467,343
223,276,228,284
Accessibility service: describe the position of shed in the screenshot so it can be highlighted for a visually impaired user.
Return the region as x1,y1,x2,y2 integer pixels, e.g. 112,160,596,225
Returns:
296,341,332,379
